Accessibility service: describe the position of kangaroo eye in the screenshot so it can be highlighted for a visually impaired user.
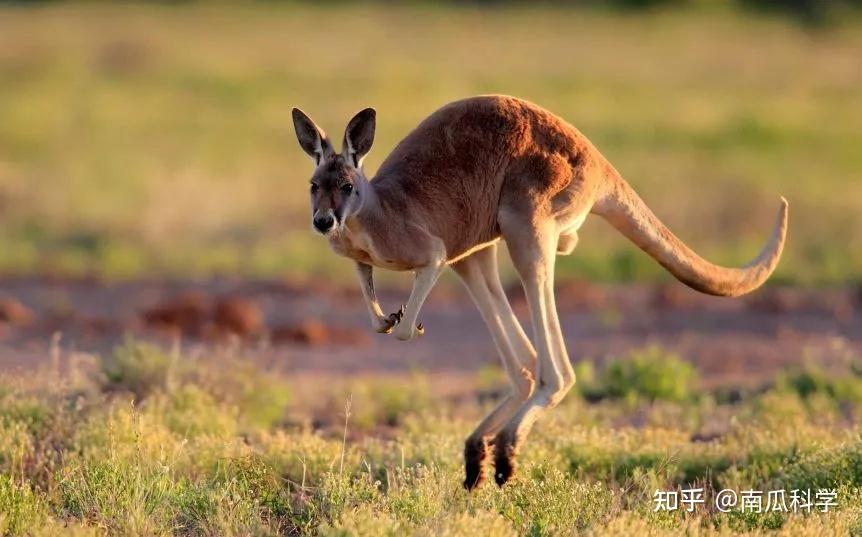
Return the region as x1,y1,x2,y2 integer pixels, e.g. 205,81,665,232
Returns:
310,183,319,194
340,183,354,194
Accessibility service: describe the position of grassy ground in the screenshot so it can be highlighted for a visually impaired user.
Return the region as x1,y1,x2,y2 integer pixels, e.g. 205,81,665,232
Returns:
0,3,860,284
0,340,860,535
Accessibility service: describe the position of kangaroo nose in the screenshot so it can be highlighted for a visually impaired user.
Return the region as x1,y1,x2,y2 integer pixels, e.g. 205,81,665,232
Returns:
313,214,335,233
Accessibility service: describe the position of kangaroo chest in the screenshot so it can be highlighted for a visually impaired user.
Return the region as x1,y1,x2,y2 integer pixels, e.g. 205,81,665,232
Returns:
328,225,410,271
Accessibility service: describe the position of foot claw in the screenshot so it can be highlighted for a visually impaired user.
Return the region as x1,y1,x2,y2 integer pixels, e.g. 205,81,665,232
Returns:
416,322,424,336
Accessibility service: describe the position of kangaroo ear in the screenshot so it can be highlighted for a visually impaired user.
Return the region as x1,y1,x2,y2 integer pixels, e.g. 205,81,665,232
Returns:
342,108,376,168
292,108,334,165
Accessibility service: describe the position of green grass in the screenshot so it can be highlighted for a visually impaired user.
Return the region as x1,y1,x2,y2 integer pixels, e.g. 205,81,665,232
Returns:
0,341,860,535
0,3,860,284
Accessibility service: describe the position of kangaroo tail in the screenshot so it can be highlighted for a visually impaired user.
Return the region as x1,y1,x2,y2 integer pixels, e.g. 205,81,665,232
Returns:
592,169,788,297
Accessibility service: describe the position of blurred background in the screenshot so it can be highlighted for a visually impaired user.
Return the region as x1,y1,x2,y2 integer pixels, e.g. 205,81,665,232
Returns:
0,0,859,381
0,0,859,284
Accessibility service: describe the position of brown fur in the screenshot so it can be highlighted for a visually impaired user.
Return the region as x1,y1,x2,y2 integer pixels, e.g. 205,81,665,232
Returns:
293,95,788,489
360,97,600,263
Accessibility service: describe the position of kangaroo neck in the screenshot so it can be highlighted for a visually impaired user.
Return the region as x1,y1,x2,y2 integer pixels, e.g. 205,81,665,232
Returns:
350,177,390,232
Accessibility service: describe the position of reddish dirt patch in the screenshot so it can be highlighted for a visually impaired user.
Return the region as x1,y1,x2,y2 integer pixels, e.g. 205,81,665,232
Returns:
0,277,858,390
213,297,265,338
141,291,211,337
141,293,268,340
0,298,35,326
271,319,370,347
138,290,367,346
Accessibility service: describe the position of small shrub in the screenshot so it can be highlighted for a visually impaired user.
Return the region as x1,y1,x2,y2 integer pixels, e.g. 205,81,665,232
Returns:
0,386,80,489
576,347,699,403
717,508,786,532
177,455,291,536
777,362,862,405
0,394,52,437
772,438,862,490
257,430,349,486
150,384,238,438
200,363,291,430
324,373,433,431
0,420,33,476
318,505,402,537
100,340,176,400
495,465,613,534
0,475,48,535
59,456,183,535
565,441,731,489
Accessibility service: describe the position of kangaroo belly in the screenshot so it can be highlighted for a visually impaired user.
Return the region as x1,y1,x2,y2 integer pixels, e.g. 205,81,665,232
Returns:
446,237,502,265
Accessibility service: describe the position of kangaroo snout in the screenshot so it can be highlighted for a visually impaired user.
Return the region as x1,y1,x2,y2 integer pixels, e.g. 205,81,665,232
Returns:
313,212,336,234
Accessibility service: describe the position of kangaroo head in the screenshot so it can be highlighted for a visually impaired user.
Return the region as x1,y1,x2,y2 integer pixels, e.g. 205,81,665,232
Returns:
292,107,376,235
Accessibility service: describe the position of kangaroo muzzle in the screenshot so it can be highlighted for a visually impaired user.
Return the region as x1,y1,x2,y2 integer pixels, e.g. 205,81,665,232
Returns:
312,210,337,234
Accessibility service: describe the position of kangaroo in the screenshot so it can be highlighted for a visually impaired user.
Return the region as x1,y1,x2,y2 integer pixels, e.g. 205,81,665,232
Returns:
291,95,788,490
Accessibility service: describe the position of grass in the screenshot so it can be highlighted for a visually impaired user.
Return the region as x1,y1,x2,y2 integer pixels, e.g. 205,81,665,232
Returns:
0,341,860,535
0,3,860,284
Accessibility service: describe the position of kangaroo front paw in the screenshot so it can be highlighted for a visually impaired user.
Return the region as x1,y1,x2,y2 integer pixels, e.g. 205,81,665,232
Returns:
392,320,424,341
375,305,405,334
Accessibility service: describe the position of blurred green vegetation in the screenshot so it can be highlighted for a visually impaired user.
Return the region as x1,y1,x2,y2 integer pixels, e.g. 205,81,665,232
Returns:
575,346,699,403
777,359,862,404
0,3,860,284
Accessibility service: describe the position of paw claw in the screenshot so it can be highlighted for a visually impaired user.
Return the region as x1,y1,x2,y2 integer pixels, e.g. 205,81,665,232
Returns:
377,307,408,334
416,322,424,335
375,322,394,334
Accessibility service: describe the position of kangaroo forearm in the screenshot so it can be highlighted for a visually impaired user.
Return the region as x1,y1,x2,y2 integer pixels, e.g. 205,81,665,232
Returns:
355,262,385,322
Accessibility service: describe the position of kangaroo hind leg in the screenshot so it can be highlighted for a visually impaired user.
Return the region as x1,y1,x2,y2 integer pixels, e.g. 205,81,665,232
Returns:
451,243,537,490
493,215,576,486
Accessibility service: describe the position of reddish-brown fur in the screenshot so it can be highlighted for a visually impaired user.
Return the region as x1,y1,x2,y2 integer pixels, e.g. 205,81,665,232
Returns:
349,97,601,266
